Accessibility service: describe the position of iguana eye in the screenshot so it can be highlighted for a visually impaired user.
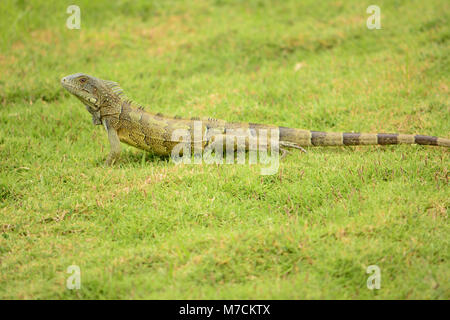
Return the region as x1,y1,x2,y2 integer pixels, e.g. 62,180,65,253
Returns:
79,78,87,83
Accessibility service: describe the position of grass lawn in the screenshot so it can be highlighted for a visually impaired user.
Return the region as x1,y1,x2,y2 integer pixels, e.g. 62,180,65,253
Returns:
0,0,448,299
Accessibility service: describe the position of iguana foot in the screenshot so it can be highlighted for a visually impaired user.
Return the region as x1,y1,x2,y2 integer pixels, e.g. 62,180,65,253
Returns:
280,148,290,159
105,153,120,166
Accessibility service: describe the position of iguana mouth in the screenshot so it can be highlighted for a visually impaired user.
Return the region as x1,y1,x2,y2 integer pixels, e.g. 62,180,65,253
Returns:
61,77,99,111
61,77,89,94
60,78,78,95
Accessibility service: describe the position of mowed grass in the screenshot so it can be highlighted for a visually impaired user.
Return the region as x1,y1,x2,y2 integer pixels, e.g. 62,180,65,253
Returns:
0,0,448,299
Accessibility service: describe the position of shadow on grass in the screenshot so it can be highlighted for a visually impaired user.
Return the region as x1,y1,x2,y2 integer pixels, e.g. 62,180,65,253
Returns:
90,145,421,168
92,150,170,168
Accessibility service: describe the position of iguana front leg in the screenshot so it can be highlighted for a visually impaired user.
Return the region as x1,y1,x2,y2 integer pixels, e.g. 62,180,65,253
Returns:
104,120,121,166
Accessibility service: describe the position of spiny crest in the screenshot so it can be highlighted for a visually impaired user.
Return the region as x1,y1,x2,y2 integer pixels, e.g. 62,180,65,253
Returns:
102,79,146,111
103,80,124,96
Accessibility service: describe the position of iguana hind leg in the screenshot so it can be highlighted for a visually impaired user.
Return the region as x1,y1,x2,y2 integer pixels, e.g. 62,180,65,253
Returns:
280,141,307,153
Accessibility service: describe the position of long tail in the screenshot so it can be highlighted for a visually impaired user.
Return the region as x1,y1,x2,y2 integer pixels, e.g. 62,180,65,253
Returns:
278,127,450,148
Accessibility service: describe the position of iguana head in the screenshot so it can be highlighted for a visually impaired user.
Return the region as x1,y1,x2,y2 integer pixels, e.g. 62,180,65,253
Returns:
61,73,122,125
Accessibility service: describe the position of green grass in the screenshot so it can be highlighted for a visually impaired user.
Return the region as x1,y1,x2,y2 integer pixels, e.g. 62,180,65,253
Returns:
0,0,449,299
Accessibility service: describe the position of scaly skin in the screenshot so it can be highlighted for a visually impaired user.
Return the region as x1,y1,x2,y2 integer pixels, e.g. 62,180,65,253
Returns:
61,73,450,165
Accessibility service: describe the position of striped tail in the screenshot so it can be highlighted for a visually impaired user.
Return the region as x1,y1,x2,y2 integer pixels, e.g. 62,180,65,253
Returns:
279,127,450,148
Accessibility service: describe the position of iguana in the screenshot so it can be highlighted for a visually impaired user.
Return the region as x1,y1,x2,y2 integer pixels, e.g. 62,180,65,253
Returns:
61,73,449,165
